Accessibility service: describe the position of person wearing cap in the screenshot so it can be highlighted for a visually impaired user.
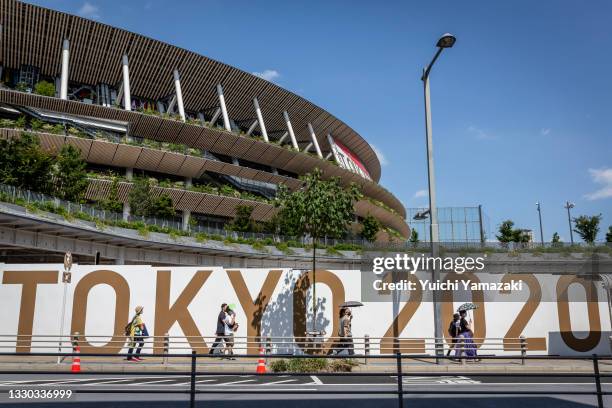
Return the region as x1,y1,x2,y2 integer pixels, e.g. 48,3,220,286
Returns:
127,305,147,362
208,303,228,355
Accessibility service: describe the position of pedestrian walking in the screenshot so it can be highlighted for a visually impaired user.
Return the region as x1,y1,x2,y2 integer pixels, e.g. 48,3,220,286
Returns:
446,313,461,358
223,307,237,359
455,310,478,361
209,303,228,356
338,307,354,355
126,305,147,362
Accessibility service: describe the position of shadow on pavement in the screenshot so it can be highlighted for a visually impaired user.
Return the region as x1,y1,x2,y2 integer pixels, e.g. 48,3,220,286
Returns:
0,396,601,408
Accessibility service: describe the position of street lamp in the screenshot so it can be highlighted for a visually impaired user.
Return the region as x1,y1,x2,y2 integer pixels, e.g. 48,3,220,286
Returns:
536,202,544,245
58,251,72,363
421,33,455,358
564,201,575,245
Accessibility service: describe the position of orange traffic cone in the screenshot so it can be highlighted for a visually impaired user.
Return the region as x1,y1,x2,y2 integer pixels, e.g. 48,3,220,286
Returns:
71,346,81,373
256,347,266,374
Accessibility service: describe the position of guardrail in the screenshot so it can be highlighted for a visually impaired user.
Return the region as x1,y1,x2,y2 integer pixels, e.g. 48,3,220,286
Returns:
0,351,608,408
0,333,530,361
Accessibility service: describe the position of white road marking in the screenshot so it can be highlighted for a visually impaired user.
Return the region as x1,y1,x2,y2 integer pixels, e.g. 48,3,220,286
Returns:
219,379,256,385
263,379,297,385
309,375,322,385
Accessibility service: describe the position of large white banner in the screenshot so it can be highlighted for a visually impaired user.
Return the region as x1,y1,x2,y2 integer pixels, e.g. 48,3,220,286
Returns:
0,264,610,356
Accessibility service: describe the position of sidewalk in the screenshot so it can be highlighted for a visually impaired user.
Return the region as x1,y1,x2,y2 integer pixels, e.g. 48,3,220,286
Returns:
1,355,611,374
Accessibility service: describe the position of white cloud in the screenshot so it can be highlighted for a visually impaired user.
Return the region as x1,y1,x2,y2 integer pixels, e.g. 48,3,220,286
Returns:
584,167,612,200
371,144,388,166
78,2,100,19
414,190,428,198
467,125,496,140
252,69,280,82
540,128,551,136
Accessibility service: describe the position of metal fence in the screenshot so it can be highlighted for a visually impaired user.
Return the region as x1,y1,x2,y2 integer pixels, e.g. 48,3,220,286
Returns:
0,350,608,408
0,333,533,361
407,206,489,243
0,183,367,247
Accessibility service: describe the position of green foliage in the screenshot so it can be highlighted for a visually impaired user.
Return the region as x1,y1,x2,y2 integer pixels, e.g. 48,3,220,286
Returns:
361,214,380,242
274,168,360,240
100,177,123,213
150,193,175,218
15,82,29,92
30,119,43,131
496,220,531,243
573,214,602,244
269,359,288,373
409,229,419,243
287,358,328,373
52,144,88,202
128,177,153,217
228,205,255,232
33,80,55,97
15,116,26,129
0,132,53,194
606,226,612,243
552,232,561,245
328,359,358,372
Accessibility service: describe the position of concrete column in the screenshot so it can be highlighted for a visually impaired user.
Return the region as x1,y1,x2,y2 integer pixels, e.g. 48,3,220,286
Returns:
173,69,186,121
115,247,125,265
122,55,132,111
209,107,221,126
60,39,70,100
283,111,299,151
216,84,231,131
182,177,192,231
122,168,133,221
253,97,269,142
307,123,323,158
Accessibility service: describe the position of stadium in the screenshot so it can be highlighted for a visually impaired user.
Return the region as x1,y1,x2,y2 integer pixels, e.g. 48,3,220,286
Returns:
0,0,409,265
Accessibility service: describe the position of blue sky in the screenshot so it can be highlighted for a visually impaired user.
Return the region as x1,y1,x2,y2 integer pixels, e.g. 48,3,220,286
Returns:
28,0,612,242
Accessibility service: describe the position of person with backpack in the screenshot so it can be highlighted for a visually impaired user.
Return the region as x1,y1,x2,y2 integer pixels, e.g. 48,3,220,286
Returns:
209,303,228,356
446,313,461,359
126,305,147,362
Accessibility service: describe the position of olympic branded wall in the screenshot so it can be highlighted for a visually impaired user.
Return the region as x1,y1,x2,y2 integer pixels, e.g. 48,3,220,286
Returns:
0,264,610,356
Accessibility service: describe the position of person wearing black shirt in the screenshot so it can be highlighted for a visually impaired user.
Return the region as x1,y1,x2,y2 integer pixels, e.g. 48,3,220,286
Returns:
208,303,228,355
446,313,461,357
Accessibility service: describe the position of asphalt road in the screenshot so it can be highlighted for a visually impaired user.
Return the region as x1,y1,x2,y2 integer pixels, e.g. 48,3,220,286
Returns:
0,373,610,407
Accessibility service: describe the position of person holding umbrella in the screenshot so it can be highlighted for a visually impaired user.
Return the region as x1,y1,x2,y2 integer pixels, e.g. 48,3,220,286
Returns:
455,303,478,361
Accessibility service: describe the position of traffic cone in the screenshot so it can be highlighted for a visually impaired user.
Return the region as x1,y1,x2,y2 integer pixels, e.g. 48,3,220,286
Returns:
71,346,81,373
256,347,266,374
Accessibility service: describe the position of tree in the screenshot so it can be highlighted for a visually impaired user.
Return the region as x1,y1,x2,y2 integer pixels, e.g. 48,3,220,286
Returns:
606,226,612,243
409,229,419,243
0,132,53,194
149,194,175,218
100,177,123,213
496,220,516,243
229,205,255,232
573,214,602,244
34,80,55,97
274,168,360,330
361,214,381,242
128,178,175,218
128,177,153,217
552,232,561,244
496,220,531,243
52,144,88,201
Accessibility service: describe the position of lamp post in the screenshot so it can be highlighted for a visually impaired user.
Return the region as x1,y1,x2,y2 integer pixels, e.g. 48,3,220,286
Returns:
57,251,72,364
421,33,455,358
564,201,575,245
536,202,544,245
